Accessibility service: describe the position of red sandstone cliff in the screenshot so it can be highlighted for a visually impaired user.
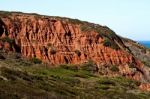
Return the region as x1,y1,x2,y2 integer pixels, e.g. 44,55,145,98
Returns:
0,12,135,65
0,11,150,85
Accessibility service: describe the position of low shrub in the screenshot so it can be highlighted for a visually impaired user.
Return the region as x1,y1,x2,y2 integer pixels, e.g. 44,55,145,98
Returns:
103,38,111,47
30,57,42,64
0,37,15,44
97,85,110,90
98,79,116,86
129,63,136,68
0,11,12,18
59,77,81,86
81,60,98,72
103,38,120,50
6,53,21,59
60,64,79,71
14,58,33,66
69,19,83,24
110,65,119,72
80,25,92,32
108,31,116,39
142,61,150,67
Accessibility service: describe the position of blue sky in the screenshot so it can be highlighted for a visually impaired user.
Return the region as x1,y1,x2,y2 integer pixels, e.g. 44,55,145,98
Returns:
0,0,150,41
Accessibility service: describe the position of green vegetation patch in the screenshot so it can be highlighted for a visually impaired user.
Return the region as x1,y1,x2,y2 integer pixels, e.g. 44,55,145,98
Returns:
80,60,98,73
0,11,12,18
30,57,42,64
0,37,15,44
0,52,149,99
68,19,83,24
103,38,120,50
110,65,119,72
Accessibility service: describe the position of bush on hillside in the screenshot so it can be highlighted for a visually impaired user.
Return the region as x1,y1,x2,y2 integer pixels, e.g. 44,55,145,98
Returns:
103,38,120,50
103,38,111,47
30,57,42,64
110,65,119,72
60,64,79,71
0,37,15,44
81,60,98,72
69,19,83,24
80,25,92,32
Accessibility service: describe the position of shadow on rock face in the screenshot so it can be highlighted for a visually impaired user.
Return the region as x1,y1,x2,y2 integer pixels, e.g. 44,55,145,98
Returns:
0,19,4,37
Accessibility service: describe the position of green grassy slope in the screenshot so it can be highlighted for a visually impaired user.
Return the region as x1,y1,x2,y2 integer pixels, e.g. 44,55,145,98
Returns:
0,53,150,99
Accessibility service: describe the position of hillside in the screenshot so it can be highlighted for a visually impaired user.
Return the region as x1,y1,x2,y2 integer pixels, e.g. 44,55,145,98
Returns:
0,52,150,99
0,11,150,98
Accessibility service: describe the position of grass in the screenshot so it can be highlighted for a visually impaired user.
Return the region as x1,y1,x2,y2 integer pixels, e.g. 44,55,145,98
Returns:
0,11,12,18
80,25,93,32
0,53,149,99
68,19,83,24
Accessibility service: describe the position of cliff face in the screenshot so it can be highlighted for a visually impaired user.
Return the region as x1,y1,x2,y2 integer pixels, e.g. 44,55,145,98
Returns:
0,12,134,65
0,11,149,84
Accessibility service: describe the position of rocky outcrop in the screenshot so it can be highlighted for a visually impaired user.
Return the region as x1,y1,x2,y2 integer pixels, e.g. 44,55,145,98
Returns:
0,11,149,84
0,12,134,65
140,83,150,91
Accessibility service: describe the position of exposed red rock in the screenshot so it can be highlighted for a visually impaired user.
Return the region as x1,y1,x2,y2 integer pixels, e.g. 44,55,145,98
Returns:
0,12,149,87
0,13,134,65
139,83,150,91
